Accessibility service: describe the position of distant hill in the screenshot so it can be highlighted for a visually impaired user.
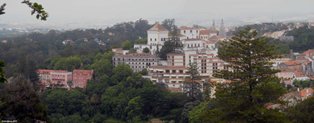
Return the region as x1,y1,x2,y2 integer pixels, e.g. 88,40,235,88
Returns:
0,19,151,78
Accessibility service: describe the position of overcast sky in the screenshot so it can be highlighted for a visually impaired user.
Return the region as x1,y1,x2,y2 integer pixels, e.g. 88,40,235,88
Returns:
1,0,314,28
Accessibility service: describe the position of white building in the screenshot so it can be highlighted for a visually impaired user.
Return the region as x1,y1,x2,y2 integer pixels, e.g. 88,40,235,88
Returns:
134,23,169,54
179,26,202,39
112,53,159,72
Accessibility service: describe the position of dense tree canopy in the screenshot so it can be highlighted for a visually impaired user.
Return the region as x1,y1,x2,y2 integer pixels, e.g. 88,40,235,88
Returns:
0,61,5,83
37,53,189,122
157,41,182,60
288,96,314,123
0,76,47,122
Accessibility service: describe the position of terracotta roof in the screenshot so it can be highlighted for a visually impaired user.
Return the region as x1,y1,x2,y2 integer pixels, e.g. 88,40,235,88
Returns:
300,88,313,97
148,23,168,31
294,70,305,77
283,60,301,66
199,30,209,35
168,87,182,93
150,65,187,69
115,53,158,58
205,39,218,44
184,78,203,83
302,49,314,57
179,26,194,30
73,69,94,75
182,39,204,41
37,69,68,73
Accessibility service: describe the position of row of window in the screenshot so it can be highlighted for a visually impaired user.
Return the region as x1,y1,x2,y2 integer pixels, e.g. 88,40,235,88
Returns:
131,66,147,69
125,62,154,65
165,70,184,73
187,43,201,48
183,30,199,33
115,58,156,62
150,38,167,41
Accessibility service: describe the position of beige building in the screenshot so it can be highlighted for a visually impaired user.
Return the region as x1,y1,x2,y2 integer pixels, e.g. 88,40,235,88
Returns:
148,65,189,92
112,53,159,72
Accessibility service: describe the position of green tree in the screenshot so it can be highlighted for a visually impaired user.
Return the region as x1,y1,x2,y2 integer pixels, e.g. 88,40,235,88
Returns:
162,19,179,38
111,64,133,83
134,38,147,44
122,40,132,50
184,62,202,101
42,88,87,116
0,61,5,83
293,80,314,88
0,0,48,20
0,76,47,122
190,28,288,122
52,56,82,71
143,47,150,53
158,41,182,60
288,96,314,123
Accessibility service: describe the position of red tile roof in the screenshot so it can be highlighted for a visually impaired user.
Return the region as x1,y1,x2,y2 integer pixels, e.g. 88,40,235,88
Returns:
200,30,209,35
294,70,305,77
300,88,313,97
179,26,194,30
150,65,187,69
168,87,182,92
148,23,168,31
37,69,68,73
283,60,301,66
302,49,314,57
115,53,158,58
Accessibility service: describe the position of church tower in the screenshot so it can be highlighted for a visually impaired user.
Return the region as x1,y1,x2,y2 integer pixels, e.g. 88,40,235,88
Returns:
212,20,216,30
219,19,226,37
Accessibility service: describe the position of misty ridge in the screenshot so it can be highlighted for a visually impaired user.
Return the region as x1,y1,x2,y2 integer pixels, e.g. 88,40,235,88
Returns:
1,0,314,123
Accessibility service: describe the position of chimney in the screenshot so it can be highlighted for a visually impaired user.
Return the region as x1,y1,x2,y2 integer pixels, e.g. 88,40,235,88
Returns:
297,88,300,92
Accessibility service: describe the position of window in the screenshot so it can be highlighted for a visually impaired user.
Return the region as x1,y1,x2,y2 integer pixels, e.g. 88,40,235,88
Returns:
150,38,152,41
184,30,186,33
190,30,192,33
179,70,183,73
172,70,176,73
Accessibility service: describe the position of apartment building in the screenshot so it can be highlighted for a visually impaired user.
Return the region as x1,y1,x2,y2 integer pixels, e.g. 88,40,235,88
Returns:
72,70,94,88
112,53,159,72
148,65,189,92
37,69,73,88
37,69,93,89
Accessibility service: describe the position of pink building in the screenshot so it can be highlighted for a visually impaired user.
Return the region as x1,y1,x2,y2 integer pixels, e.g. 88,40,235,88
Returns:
72,70,94,88
37,69,93,89
37,69,72,88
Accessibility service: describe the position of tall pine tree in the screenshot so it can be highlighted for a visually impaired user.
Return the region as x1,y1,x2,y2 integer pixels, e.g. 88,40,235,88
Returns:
189,28,288,123
0,61,5,83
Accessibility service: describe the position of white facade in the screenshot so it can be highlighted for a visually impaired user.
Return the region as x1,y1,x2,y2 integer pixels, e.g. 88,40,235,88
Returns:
112,53,159,72
134,23,169,54
148,66,189,92
179,26,201,39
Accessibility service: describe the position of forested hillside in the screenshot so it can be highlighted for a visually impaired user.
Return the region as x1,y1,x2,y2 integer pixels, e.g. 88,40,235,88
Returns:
0,19,150,79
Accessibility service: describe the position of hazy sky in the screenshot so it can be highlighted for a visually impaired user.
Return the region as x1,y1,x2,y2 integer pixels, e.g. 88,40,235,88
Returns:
1,0,314,28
